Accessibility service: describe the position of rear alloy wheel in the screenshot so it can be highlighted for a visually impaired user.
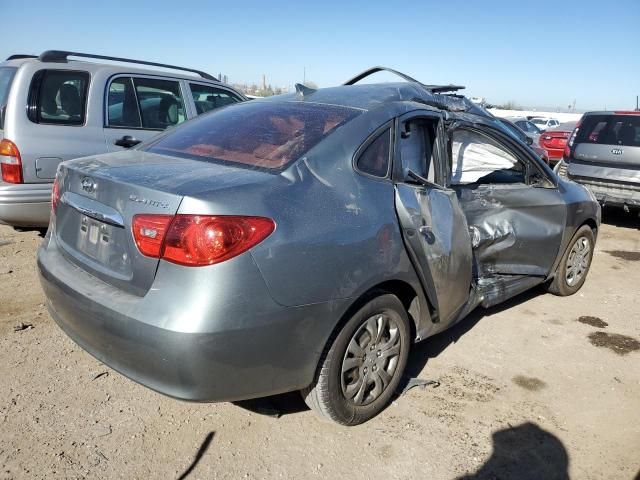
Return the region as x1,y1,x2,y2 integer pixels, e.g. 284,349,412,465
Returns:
547,225,595,296
301,293,410,425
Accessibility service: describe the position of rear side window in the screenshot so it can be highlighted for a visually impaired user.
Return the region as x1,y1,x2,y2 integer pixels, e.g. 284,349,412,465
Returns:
189,83,241,114
576,115,640,147
28,70,89,125
134,78,186,129
0,67,17,129
0,67,16,108
356,129,391,177
107,77,142,128
146,101,362,170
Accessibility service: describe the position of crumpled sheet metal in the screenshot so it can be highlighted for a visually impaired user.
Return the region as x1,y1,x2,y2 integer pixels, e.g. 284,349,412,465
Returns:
456,184,564,278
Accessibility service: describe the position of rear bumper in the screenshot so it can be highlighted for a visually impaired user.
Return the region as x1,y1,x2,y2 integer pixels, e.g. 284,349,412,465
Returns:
38,231,343,402
0,182,52,227
570,178,640,208
556,161,640,208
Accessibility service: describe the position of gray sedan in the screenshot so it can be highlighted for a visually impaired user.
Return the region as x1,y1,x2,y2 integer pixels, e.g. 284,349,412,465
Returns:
38,68,600,425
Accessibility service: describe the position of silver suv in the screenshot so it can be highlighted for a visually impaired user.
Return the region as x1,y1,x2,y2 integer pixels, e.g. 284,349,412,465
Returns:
0,51,245,228
557,111,640,210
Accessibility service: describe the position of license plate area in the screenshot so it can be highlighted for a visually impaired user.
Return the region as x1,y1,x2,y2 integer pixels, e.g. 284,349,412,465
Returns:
78,216,114,261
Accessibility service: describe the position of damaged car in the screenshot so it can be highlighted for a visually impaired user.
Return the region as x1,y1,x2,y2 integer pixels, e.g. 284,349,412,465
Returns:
38,67,600,425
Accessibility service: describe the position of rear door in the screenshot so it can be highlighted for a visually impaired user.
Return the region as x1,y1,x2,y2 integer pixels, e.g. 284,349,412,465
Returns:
570,114,640,184
393,111,473,325
103,75,189,151
448,122,566,277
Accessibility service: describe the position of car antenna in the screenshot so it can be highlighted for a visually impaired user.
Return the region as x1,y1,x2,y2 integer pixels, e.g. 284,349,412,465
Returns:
295,83,316,97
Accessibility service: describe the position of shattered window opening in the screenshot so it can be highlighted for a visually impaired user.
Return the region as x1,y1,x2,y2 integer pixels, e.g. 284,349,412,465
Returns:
399,120,438,184
451,129,525,185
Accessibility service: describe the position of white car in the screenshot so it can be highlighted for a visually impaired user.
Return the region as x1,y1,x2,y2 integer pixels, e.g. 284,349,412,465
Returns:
531,117,560,131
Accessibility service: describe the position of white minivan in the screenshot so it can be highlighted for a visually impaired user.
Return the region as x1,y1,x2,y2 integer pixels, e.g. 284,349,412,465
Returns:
0,50,245,227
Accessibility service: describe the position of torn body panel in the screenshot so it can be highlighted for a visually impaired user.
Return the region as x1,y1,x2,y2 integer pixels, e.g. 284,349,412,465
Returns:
454,184,566,278
395,184,473,326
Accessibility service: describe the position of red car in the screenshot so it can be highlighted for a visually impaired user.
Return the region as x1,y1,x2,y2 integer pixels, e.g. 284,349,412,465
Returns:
539,121,578,165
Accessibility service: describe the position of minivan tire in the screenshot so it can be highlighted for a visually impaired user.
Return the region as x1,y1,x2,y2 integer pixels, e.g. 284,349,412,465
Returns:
546,225,595,296
301,293,410,426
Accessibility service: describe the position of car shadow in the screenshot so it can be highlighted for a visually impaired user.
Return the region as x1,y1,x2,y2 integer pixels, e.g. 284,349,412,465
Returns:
400,286,545,387
600,205,639,230
457,422,570,480
236,286,547,419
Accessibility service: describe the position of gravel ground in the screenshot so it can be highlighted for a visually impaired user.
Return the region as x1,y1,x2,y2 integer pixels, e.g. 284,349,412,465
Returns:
0,208,639,480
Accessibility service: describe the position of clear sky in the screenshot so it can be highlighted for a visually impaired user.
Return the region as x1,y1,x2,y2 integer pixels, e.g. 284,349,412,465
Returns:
2,0,638,110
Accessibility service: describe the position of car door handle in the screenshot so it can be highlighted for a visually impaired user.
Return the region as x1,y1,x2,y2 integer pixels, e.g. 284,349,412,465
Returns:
114,135,142,148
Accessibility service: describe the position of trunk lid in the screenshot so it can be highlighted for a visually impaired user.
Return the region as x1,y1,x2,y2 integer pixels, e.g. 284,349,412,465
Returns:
54,150,273,296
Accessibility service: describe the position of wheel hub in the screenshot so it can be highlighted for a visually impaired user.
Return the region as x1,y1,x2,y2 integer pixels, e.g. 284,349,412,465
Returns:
565,236,591,287
340,313,402,406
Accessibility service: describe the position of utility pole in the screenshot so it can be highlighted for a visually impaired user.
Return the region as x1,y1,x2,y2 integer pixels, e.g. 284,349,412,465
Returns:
636,95,639,111
303,67,306,85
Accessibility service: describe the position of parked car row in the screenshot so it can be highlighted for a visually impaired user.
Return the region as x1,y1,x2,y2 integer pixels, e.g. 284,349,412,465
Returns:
25,58,601,425
0,51,245,228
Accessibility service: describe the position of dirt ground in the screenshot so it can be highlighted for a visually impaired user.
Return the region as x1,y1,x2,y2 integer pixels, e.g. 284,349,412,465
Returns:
0,208,639,480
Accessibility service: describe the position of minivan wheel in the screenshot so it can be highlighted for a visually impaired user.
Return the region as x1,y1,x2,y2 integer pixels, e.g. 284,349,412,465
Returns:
301,293,410,426
547,225,595,296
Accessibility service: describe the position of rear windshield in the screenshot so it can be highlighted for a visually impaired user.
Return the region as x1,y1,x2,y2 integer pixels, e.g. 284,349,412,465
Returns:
532,119,546,125
0,67,17,129
146,101,362,170
576,115,640,147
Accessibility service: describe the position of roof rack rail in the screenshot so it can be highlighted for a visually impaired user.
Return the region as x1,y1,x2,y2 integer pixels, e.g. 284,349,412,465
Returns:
6,54,38,61
343,66,465,93
37,50,219,82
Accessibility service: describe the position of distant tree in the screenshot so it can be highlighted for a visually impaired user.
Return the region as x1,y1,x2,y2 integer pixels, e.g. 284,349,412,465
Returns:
497,101,521,110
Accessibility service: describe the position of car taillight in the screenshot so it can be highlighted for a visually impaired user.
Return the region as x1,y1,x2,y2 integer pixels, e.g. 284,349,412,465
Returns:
0,139,23,184
132,214,275,266
51,176,61,212
564,121,581,162
132,214,174,258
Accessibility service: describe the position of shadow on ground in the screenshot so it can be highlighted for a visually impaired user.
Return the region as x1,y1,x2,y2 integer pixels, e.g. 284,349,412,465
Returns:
600,206,639,230
236,286,547,419
401,286,546,386
458,422,569,480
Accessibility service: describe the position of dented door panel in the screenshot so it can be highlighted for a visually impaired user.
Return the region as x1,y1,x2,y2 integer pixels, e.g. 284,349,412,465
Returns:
455,183,566,277
395,184,473,325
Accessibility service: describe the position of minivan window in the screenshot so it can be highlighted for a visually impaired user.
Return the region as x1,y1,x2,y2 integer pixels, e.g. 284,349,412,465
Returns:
189,83,241,115
146,101,362,170
28,70,89,125
107,77,142,128
576,115,640,147
0,67,17,129
133,78,186,130
0,67,16,108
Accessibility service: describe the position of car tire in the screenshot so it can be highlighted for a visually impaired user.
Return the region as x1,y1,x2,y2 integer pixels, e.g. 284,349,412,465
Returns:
301,292,411,426
546,225,595,296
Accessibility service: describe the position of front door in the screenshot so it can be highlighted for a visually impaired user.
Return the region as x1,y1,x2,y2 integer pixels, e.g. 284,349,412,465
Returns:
393,112,473,325
447,123,567,278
